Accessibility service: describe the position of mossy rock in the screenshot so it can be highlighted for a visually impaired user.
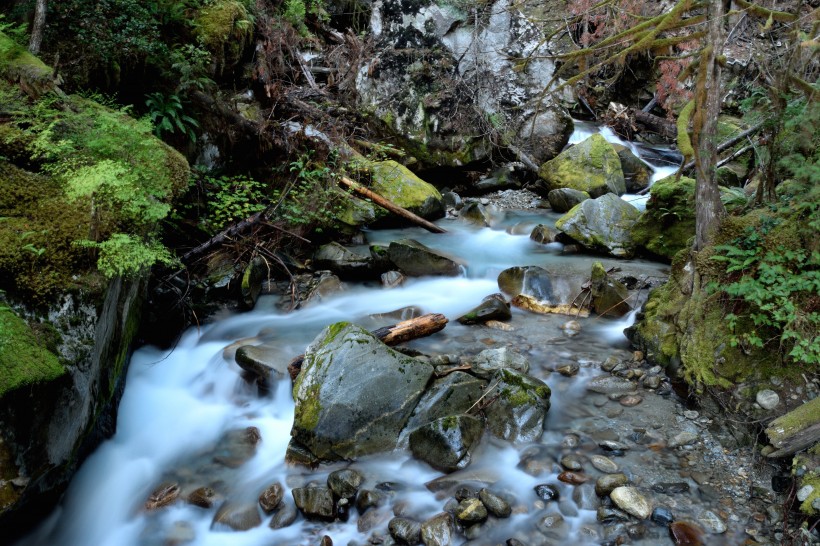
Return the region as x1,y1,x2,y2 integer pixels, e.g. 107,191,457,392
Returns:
195,0,254,69
368,160,444,220
631,175,696,260
537,134,625,198
0,307,65,398
0,31,60,96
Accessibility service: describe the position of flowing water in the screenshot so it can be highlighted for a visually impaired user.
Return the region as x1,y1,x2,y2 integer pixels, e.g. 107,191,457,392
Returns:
22,128,762,546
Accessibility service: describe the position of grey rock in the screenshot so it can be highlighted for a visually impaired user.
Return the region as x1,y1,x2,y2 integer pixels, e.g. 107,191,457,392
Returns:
456,498,488,524
589,261,631,317
327,468,364,500
313,242,375,279
235,345,290,381
387,239,463,277
420,512,455,546
756,389,780,410
589,455,619,474
471,347,530,379
697,509,727,534
497,265,553,301
478,488,512,518
409,414,484,472
530,224,560,244
560,454,583,471
457,293,511,325
460,202,494,226
381,270,406,289
668,431,698,448
269,500,298,529
292,486,335,521
259,482,284,513
212,501,262,531
797,484,814,502
548,188,590,213
555,193,641,258
586,375,636,395
595,474,629,497
610,486,652,520
442,191,462,209
389,517,422,544
484,369,551,443
572,484,599,510
290,323,433,460
402,372,486,443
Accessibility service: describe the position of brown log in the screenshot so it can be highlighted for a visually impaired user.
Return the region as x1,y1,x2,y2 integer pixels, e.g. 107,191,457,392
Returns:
765,396,820,458
339,176,447,233
287,313,449,380
628,108,677,140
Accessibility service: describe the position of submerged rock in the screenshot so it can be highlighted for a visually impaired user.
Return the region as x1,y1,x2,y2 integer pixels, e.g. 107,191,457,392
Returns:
292,486,335,521
497,265,553,301
212,501,262,531
234,344,290,381
409,414,485,472
470,347,529,379
420,512,455,546
529,224,560,244
387,239,463,277
259,482,284,513
290,323,433,461
537,134,625,198
555,194,641,258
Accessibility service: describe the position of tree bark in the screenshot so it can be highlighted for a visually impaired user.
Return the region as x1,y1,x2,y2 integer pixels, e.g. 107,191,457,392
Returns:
628,108,677,140
339,176,447,234
765,396,820,458
693,2,727,251
287,313,449,379
28,0,47,55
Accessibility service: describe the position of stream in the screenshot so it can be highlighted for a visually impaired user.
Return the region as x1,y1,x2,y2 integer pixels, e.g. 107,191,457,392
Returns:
21,127,769,546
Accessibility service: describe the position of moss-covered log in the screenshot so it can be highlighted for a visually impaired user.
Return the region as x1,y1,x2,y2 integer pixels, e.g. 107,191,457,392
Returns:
765,397,820,458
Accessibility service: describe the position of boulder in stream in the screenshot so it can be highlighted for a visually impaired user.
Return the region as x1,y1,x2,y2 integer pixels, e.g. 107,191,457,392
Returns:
537,134,626,198
589,262,631,317
631,175,696,260
547,188,590,213
457,293,511,325
312,242,378,279
387,239,463,277
369,160,445,221
409,414,485,472
484,368,551,443
471,347,529,379
555,193,641,258
234,344,290,382
290,323,434,461
401,372,487,443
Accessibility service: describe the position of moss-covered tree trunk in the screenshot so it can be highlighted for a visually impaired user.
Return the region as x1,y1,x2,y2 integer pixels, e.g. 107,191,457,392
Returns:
693,0,726,251
28,0,47,55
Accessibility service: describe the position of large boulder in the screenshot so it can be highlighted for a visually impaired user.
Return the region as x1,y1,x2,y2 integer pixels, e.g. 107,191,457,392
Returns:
589,262,631,317
631,175,696,260
355,0,574,167
547,188,590,213
613,145,652,193
290,323,434,460
387,239,463,277
555,193,641,258
484,369,551,443
497,266,553,301
313,242,378,279
369,160,445,220
537,134,626,197
402,373,486,436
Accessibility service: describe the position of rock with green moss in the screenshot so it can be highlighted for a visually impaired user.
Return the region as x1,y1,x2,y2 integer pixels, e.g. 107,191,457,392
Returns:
613,145,652,193
0,308,65,400
631,175,696,260
369,160,444,221
0,31,60,96
555,194,640,258
537,134,626,198
195,0,255,70
589,261,631,317
457,294,511,325
484,368,551,443
290,323,434,461
792,448,820,516
409,414,485,472
471,347,529,379
547,188,590,213
387,239,463,277
313,242,379,279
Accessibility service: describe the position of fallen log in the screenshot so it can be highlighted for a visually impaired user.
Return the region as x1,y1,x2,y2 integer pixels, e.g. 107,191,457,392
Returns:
683,121,764,171
627,108,677,140
765,396,820,458
288,312,449,380
339,176,447,234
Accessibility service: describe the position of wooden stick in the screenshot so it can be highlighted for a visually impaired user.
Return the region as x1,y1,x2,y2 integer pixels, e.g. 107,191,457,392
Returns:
339,176,447,234
288,313,449,380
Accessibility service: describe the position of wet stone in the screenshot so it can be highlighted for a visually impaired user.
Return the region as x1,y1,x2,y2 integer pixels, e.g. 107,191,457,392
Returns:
187,486,218,509
598,506,630,524
668,431,698,448
643,376,662,389
456,498,488,524
356,489,387,513
572,484,599,510
652,482,690,494
479,488,512,518
610,486,652,520
292,486,335,521
145,482,180,511
328,468,364,500
562,434,580,448
596,473,629,497
599,440,629,454
558,471,589,485
534,483,561,502
388,517,421,544
651,506,674,526
620,395,643,407
669,520,705,545
212,501,262,531
556,363,580,377
696,509,727,534
560,454,583,471
420,512,455,546
455,486,479,501
756,389,780,410
536,512,567,538
259,482,284,513
590,455,619,474
587,375,636,395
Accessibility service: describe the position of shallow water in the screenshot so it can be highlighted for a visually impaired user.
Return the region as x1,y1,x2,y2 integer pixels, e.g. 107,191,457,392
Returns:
21,130,759,546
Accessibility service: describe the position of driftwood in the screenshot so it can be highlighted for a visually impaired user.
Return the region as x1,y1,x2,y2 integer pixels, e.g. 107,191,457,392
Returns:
764,396,820,458
627,108,677,140
339,176,447,234
288,313,449,380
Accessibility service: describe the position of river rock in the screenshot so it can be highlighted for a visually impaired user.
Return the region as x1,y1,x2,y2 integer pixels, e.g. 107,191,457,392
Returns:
471,347,529,379
589,262,631,317
651,506,675,526
537,134,626,197
460,201,494,226
381,270,405,288
497,265,553,301
586,375,636,395
614,145,652,193
290,323,433,461
213,427,262,468
387,239,463,277
530,224,560,244
590,455,619,474
610,486,651,519
313,242,377,279
328,468,364,500
548,188,590,213
457,293,511,325
595,474,629,496
555,193,641,258
259,482,284,513
420,512,455,546
456,498,488,524
572,484,598,510
558,471,589,485
479,488,511,518
669,520,705,545
402,372,486,443
631,175,696,260
292,486,335,521
696,509,726,534
188,486,218,509
409,414,485,472
668,431,698,448
234,344,290,381
484,368,551,443
756,389,780,410
240,256,266,309
369,160,445,220
145,482,180,510
212,501,262,531
388,517,422,544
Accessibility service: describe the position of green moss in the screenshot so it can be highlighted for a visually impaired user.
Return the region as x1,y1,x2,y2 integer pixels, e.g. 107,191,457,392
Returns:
632,175,696,260
0,307,66,398
0,31,57,95
196,0,254,67
539,134,625,197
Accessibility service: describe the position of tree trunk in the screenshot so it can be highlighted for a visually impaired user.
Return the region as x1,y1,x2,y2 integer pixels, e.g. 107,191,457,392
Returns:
693,1,727,251
28,0,47,55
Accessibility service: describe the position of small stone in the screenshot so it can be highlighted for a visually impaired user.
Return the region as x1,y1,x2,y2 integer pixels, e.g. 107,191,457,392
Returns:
212,501,262,531
697,509,727,534
561,454,583,471
643,376,662,389
479,488,511,518
668,431,698,448
356,489,386,513
269,501,298,529
590,455,619,474
756,389,780,410
683,410,699,419
598,507,630,524
562,433,580,448
610,486,652,519
599,440,629,453
595,474,629,497
388,517,421,544
669,520,705,545
534,483,561,501
456,498,488,524
327,468,364,499
797,484,814,502
561,320,582,336
620,395,643,407
187,486,218,509
651,506,674,526
420,512,455,546
145,482,180,511
259,482,284,513
292,486,335,521
558,471,589,485
556,363,580,377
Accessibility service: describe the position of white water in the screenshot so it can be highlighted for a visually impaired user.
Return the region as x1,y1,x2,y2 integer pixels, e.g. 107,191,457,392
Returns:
23,125,686,546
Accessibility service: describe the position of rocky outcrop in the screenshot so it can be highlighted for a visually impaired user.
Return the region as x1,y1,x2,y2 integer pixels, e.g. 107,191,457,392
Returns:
356,0,574,167
537,134,626,198
555,194,641,258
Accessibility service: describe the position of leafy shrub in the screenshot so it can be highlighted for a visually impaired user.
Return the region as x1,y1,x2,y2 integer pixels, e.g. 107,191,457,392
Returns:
145,92,200,143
